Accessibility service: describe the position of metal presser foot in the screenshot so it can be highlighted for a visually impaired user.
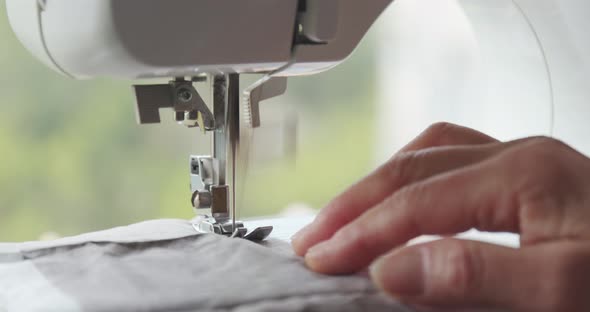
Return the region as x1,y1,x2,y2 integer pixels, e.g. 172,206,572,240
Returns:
191,215,274,241
189,155,273,242
133,73,286,242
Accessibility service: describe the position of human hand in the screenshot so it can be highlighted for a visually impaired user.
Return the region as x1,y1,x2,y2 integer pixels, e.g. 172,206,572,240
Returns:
291,123,590,312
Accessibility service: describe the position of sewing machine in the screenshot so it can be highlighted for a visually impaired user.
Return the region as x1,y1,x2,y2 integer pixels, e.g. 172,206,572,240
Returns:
6,0,393,241
6,0,590,243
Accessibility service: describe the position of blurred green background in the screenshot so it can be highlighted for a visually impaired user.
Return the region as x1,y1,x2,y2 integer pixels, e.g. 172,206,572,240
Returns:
0,1,379,241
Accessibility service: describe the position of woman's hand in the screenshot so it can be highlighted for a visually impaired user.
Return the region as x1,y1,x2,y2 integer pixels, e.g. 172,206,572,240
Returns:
292,122,590,312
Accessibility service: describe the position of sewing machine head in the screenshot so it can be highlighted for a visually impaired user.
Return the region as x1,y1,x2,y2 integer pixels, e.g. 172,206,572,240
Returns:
6,0,392,241
6,0,391,79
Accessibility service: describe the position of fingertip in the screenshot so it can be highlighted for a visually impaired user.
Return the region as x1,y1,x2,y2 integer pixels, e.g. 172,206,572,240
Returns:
303,246,322,271
291,225,329,257
291,214,337,257
369,257,388,290
291,236,310,257
303,242,331,273
304,240,351,274
291,225,311,256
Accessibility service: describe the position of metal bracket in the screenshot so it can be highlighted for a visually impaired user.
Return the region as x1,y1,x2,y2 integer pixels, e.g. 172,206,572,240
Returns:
190,156,214,209
189,155,231,217
244,77,288,128
133,79,215,131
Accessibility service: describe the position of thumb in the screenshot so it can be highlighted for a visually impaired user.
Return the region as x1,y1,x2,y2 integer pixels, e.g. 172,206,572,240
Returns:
370,239,587,312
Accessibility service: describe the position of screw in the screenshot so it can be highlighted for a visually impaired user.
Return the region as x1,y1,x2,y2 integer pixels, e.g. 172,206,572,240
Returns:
177,88,193,102
192,190,212,209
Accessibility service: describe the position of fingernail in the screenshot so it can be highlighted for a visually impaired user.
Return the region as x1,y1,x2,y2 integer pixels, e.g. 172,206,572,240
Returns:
304,241,332,269
305,243,324,262
370,249,425,297
290,224,309,242
292,224,317,257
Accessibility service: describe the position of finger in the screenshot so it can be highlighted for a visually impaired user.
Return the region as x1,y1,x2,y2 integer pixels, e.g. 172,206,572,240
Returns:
292,123,498,256
303,139,536,274
400,123,498,153
371,239,590,312
292,143,500,256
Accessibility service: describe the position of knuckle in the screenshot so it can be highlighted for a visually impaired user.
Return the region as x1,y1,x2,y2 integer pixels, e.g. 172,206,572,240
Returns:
518,194,566,244
527,136,570,151
507,137,570,191
385,152,420,186
425,122,457,134
422,122,460,145
430,240,482,298
520,137,571,168
505,138,576,242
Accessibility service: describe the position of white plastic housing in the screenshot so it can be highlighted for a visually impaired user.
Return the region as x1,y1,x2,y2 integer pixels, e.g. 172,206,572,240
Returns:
6,0,298,79
377,0,590,158
6,0,392,80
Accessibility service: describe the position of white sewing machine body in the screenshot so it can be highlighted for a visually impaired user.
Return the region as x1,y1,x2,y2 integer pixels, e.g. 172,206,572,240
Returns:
6,0,390,79
377,0,590,159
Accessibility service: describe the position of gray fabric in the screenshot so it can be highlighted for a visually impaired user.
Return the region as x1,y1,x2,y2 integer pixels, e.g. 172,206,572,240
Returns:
2,219,410,312
0,219,200,263
0,219,511,312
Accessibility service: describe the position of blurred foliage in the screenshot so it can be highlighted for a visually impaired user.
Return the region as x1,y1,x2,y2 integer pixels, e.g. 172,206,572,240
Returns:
0,2,378,241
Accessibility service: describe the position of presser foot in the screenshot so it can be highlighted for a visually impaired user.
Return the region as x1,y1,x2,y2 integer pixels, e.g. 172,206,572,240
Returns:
190,215,273,242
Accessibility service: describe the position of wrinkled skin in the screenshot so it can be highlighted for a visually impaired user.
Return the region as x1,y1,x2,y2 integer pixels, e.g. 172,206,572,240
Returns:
292,122,590,312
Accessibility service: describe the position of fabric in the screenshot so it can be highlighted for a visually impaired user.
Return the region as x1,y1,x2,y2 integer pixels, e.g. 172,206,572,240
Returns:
0,219,411,312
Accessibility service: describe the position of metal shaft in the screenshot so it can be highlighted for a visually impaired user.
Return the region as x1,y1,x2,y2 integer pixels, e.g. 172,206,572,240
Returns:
211,74,240,230
227,74,240,232
212,75,227,186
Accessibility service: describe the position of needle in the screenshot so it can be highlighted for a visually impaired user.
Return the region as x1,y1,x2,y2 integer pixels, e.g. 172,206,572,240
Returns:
232,148,236,233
